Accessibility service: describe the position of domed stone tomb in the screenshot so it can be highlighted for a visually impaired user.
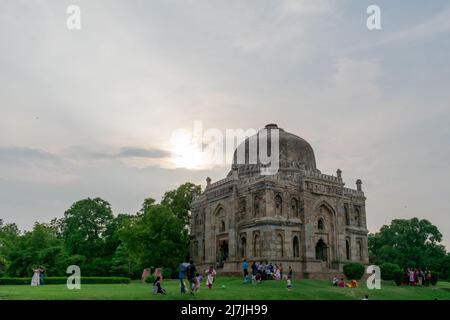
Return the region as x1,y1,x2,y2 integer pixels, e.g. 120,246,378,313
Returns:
190,124,369,278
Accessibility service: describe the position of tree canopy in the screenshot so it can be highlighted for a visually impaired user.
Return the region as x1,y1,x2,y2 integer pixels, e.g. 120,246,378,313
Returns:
369,218,447,271
0,182,201,278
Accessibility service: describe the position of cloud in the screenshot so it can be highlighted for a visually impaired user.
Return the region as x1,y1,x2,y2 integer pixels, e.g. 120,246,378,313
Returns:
349,5,450,53
0,147,61,165
0,147,78,184
0,1,449,248
116,147,170,159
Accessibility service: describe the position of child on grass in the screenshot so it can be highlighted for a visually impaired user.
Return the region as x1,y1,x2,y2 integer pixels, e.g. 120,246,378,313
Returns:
287,276,293,291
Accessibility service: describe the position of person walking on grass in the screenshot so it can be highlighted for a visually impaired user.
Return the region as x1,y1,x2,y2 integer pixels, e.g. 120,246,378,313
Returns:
179,261,188,294
251,261,258,280
242,259,249,279
206,266,217,289
186,260,197,295
286,276,293,291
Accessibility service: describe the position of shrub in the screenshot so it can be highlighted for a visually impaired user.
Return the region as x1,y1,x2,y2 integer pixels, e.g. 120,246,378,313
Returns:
343,263,365,280
393,269,404,286
0,277,130,285
430,272,439,286
145,275,156,284
163,267,174,279
380,263,402,281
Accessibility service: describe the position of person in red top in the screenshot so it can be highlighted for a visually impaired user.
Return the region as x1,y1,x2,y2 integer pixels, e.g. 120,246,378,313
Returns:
338,278,345,287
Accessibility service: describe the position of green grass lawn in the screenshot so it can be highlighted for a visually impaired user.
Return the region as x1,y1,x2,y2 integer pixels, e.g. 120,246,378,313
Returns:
1,277,449,300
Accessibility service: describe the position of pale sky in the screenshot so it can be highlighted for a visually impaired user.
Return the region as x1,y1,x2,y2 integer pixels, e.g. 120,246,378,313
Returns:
1,0,449,248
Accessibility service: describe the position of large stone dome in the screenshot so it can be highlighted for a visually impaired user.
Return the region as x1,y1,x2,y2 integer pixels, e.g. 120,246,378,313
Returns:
231,124,317,173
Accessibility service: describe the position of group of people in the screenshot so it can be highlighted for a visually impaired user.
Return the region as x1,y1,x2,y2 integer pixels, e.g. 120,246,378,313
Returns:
245,260,293,281
332,275,358,288
173,260,217,295
153,259,295,295
243,259,294,290
31,267,46,286
405,268,433,286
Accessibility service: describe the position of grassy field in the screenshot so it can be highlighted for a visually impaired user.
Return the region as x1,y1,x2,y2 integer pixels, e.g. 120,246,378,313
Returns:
0,277,449,300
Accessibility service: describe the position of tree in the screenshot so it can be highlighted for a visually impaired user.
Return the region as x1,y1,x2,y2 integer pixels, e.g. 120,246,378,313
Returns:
438,253,450,281
161,183,202,226
61,198,114,258
119,204,189,275
369,218,446,269
139,198,156,215
3,222,68,277
0,255,8,277
0,221,19,276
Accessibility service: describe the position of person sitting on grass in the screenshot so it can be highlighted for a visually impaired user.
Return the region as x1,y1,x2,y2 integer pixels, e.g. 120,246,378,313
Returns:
253,271,262,284
153,276,166,295
274,267,281,280
338,278,345,287
332,275,339,286
243,273,252,284
347,279,358,288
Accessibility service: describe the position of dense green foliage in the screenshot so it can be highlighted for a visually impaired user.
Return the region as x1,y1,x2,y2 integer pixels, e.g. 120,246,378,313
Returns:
369,218,448,280
393,269,404,286
161,182,202,226
119,204,188,278
0,183,201,279
343,263,365,280
380,262,402,281
145,275,156,284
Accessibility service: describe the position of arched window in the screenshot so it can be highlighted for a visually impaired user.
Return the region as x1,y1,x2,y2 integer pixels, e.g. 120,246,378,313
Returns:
346,239,351,260
355,208,361,227
220,220,225,232
193,241,199,259
239,198,246,219
293,236,300,258
254,195,260,217
240,237,247,258
275,194,282,216
276,233,284,257
357,240,363,260
315,239,327,261
344,206,350,225
291,198,298,217
318,218,325,230
202,239,205,260
253,234,260,257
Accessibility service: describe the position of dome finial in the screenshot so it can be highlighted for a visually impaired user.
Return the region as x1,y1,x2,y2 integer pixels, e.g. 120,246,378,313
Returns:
265,123,278,129
356,179,362,191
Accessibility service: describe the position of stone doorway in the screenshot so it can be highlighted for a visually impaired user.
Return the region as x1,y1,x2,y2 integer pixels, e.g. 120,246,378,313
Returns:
216,239,229,267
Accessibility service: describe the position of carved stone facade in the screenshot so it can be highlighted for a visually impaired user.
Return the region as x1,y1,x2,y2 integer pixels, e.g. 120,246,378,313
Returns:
190,124,369,278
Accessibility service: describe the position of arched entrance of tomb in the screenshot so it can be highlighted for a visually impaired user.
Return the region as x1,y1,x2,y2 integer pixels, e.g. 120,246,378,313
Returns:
311,199,338,267
216,239,229,267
